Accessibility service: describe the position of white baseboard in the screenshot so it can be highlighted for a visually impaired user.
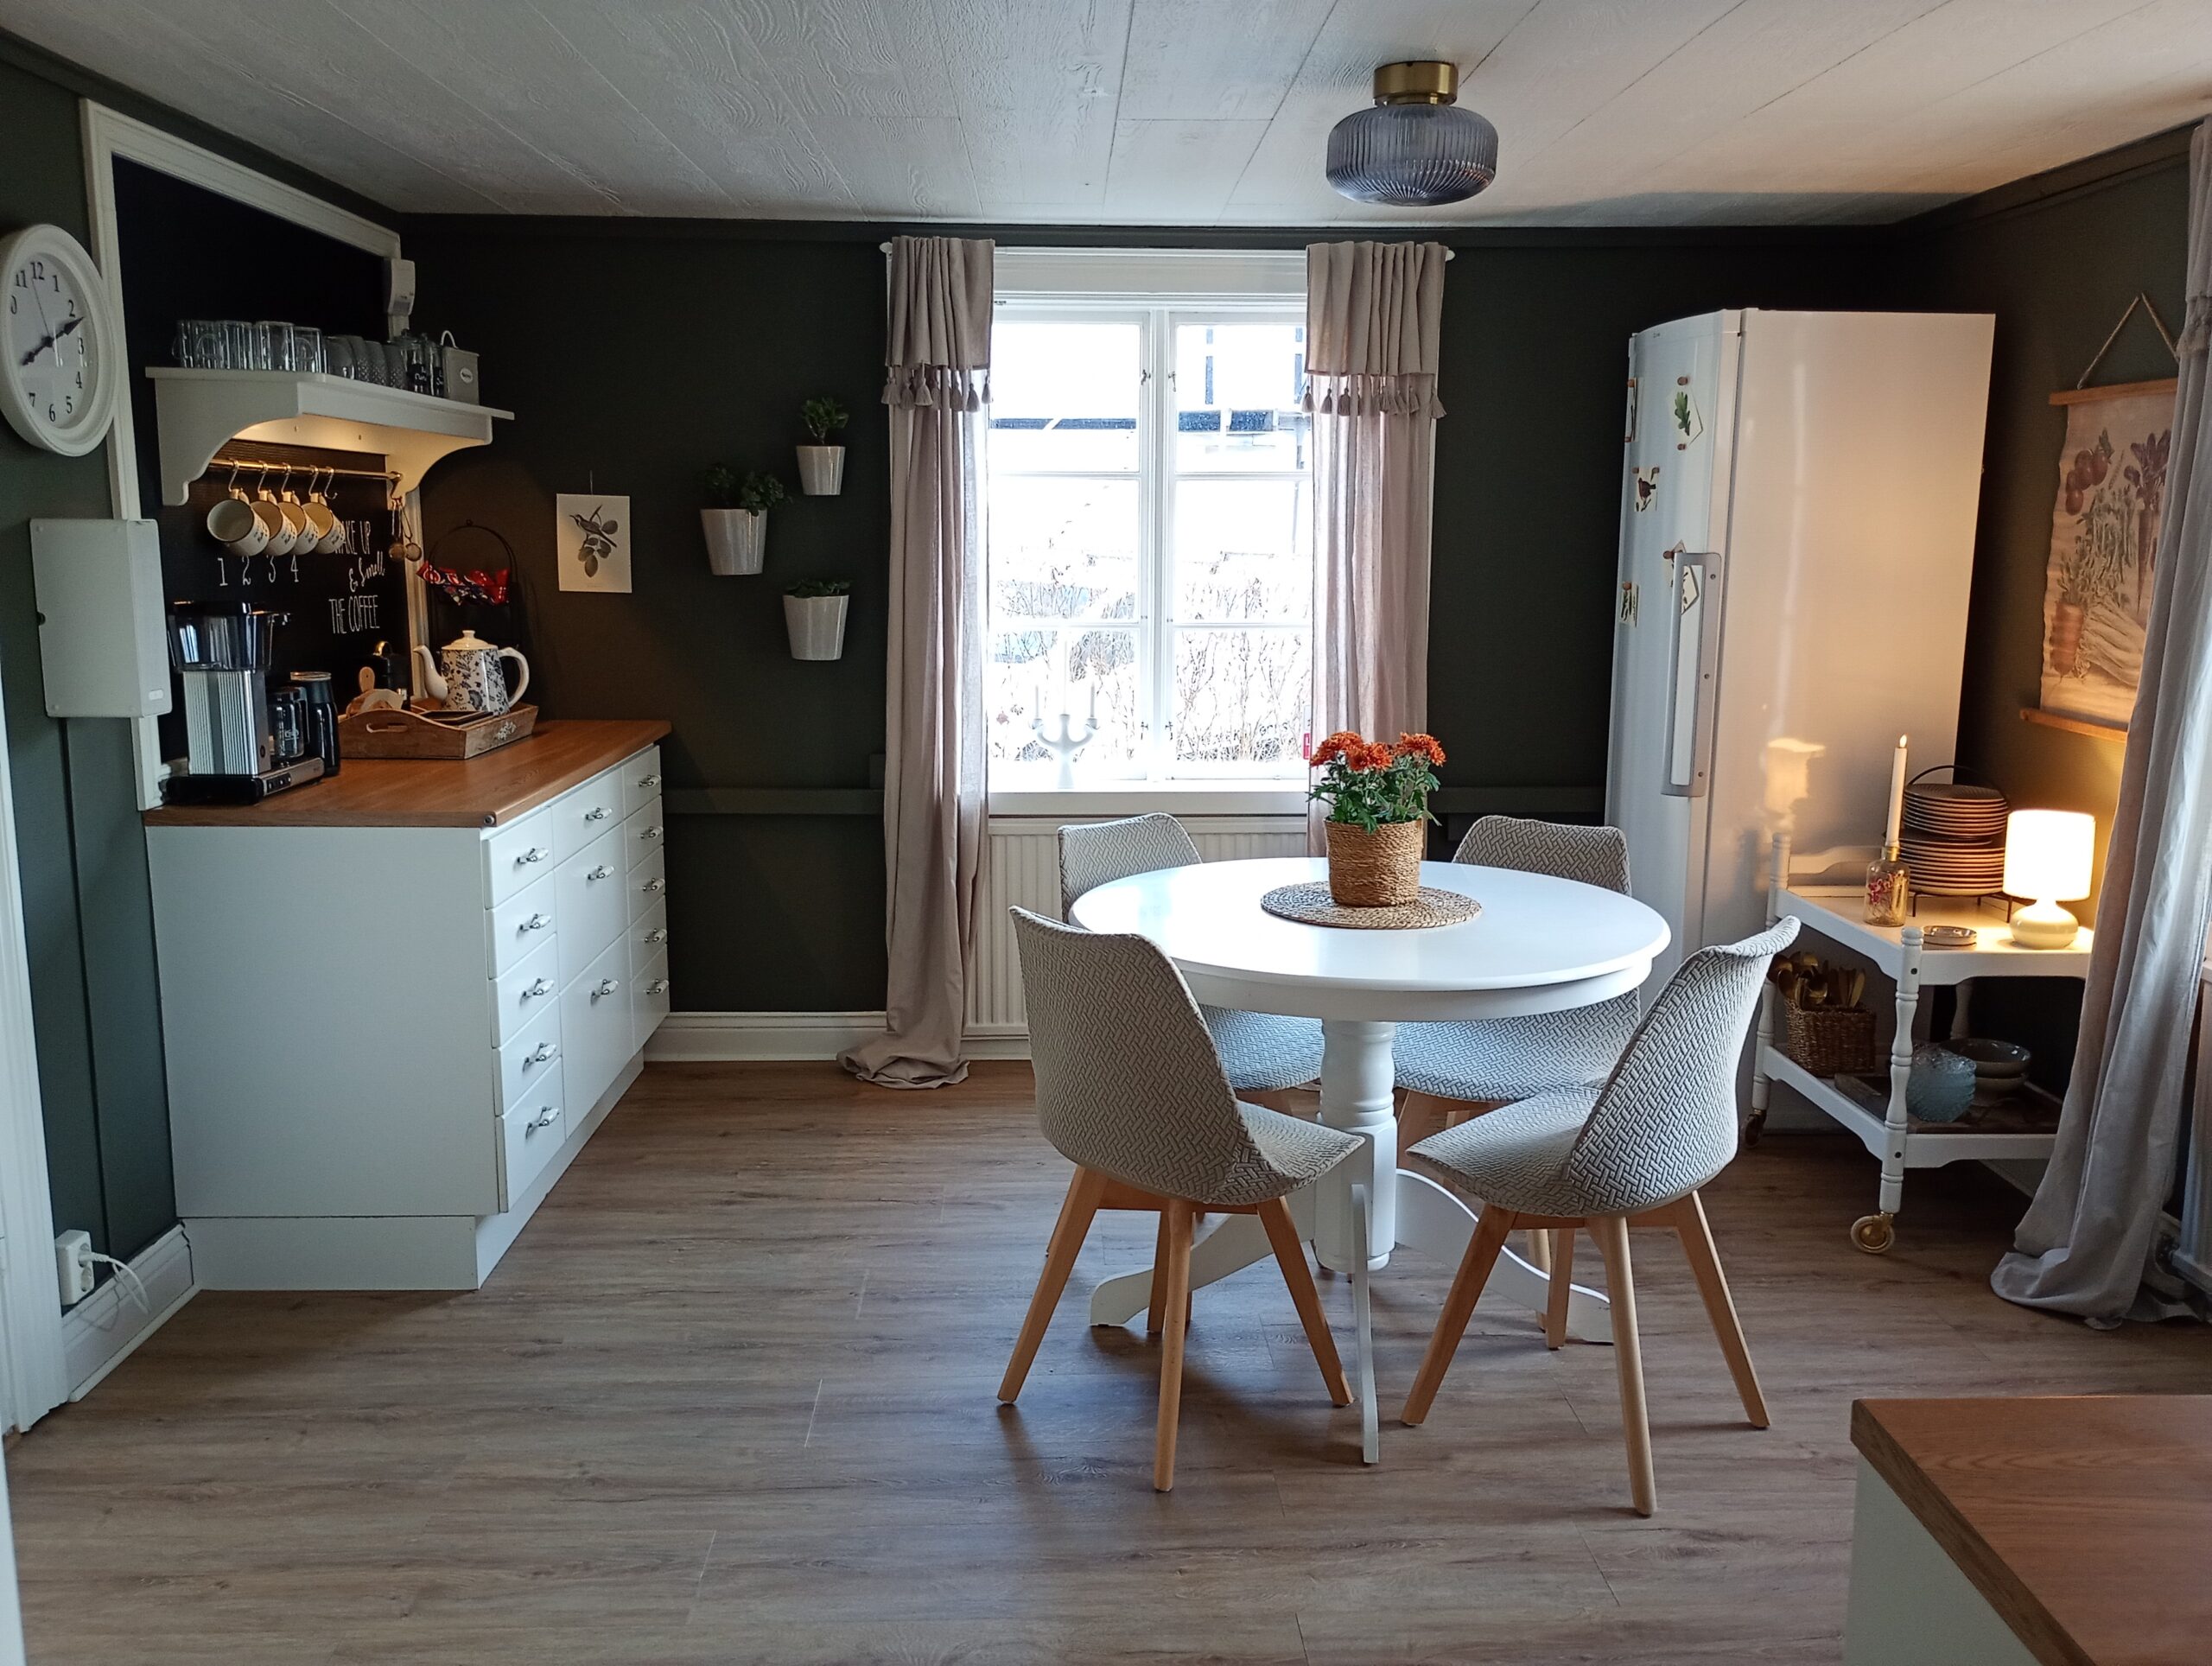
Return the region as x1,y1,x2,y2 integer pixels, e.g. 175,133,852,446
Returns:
648,1012,1032,1063
61,1224,195,1401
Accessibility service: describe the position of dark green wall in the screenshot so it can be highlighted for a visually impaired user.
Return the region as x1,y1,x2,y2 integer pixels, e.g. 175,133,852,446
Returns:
0,55,172,1262
1,33,391,1266
406,218,1872,1010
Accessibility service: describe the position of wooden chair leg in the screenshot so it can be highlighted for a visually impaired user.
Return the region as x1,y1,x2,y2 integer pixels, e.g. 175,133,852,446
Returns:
999,1167,1106,1403
1258,1196,1350,1405
1154,1199,1197,1491
1669,1192,1769,1428
1544,1225,1577,1351
1527,1227,1553,1274
1401,1205,1516,1426
1147,1212,1171,1335
1591,1214,1656,1517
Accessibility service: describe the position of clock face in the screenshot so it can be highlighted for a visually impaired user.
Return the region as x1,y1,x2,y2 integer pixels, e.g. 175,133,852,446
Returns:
0,226,118,456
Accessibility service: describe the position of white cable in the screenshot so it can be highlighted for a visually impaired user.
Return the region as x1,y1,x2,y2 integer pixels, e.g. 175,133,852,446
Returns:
82,1250,149,1317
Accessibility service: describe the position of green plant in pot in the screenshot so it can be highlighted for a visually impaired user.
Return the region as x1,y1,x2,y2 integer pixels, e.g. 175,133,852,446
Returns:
701,466,785,576
798,396,849,497
1307,730,1445,906
784,578,851,662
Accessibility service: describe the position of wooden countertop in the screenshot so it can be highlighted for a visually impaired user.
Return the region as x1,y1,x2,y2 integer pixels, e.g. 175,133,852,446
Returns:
1853,1396,2212,1666
143,719,671,829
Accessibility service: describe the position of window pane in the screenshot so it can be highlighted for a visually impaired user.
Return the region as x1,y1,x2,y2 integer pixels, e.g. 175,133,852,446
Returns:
990,319,1140,471
988,477,1138,623
1171,629,1311,768
1173,478,1311,622
986,627,1142,773
1175,321,1311,472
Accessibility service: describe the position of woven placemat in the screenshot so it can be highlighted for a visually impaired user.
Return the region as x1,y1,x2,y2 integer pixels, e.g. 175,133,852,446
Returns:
1260,882,1481,931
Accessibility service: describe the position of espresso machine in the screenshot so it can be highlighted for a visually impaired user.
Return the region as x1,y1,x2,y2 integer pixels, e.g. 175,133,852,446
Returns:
160,601,326,805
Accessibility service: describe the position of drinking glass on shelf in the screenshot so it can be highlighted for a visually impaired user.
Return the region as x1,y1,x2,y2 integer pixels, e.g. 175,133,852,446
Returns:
238,321,271,370
293,326,325,374
259,321,296,372
173,320,222,367
220,321,254,368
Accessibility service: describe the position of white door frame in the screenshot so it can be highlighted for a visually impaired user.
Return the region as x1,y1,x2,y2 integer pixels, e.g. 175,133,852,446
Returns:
77,103,404,808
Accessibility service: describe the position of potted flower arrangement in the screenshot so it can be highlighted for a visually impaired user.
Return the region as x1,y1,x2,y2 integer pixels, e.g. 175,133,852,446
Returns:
797,396,849,497
784,578,851,661
701,466,785,575
1308,730,1446,906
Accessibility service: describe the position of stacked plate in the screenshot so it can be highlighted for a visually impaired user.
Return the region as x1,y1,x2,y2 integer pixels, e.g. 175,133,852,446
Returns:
1900,779,2009,897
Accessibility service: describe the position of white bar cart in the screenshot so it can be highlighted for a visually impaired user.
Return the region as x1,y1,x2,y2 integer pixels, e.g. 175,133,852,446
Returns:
1751,836,2091,1253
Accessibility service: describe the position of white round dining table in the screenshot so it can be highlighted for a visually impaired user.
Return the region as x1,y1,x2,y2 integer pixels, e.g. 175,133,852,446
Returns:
1069,855,1671,1462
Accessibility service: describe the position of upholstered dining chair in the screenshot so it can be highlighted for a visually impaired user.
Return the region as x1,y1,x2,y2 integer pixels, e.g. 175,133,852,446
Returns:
1395,816,1641,1129
1001,907,1366,1491
1058,814,1325,1099
1397,918,1797,1516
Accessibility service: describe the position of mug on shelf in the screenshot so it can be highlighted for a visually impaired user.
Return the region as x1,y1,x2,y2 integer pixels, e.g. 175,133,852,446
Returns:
205,493,269,556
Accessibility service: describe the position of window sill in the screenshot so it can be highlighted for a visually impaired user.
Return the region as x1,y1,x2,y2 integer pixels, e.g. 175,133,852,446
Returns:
988,780,1308,818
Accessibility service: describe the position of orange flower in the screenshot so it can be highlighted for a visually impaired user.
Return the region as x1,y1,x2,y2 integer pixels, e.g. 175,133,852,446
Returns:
1357,741,1398,772
1395,732,1446,766
1311,729,1365,766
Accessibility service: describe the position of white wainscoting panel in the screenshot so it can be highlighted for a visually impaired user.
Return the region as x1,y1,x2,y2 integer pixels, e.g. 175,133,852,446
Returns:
966,815,1306,1040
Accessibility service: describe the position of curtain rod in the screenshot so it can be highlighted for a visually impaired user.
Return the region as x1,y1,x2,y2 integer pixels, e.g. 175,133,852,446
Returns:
880,241,1452,258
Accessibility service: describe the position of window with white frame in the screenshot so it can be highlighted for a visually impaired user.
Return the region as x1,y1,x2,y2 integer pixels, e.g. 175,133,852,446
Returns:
985,252,1311,785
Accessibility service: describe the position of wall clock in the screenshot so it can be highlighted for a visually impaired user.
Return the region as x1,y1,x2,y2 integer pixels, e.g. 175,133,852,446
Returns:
2,223,123,456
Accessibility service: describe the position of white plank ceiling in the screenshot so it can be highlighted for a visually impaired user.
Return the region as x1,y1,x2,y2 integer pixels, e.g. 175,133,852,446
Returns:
8,0,2209,225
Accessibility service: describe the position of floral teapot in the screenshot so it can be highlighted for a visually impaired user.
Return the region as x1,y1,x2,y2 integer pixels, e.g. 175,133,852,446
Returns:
415,629,530,715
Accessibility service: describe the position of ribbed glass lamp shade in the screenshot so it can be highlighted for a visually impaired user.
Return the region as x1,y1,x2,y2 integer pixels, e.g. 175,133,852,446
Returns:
1326,103,1498,207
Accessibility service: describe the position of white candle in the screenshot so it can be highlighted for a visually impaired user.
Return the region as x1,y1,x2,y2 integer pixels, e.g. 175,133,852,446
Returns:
1087,681,1097,722
1884,734,1909,849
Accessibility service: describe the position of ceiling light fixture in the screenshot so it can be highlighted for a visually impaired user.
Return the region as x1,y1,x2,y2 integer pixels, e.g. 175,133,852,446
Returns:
1325,61,1497,207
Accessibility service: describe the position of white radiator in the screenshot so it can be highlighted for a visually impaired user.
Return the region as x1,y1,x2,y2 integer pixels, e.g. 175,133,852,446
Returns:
967,815,1306,1040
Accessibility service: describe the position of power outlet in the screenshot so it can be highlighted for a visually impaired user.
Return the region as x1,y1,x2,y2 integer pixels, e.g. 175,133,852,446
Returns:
55,1229,95,1306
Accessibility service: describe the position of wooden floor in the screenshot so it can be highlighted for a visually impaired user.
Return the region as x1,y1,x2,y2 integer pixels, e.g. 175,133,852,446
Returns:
11,1062,2207,1664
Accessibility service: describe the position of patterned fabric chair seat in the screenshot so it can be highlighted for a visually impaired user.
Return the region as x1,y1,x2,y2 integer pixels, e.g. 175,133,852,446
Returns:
1059,814,1324,1096
1395,817,1638,1107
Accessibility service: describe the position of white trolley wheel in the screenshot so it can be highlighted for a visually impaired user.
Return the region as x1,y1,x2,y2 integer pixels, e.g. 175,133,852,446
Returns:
1851,1211,1897,1255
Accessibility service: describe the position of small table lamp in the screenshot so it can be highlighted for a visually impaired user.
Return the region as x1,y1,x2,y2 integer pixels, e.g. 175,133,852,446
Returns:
2003,810,2094,949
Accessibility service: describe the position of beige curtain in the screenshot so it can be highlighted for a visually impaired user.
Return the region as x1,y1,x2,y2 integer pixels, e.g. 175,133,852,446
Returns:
1992,121,2212,1321
1306,241,1449,848
840,236,993,1090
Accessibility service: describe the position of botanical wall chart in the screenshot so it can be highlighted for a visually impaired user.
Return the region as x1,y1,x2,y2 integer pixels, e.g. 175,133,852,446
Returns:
556,493,632,594
2038,381,2175,728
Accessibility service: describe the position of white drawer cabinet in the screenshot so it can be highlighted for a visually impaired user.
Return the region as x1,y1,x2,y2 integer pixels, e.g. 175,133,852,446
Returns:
148,724,672,1292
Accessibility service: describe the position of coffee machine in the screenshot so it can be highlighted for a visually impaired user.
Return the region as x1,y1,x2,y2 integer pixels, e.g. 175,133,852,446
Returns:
160,601,325,805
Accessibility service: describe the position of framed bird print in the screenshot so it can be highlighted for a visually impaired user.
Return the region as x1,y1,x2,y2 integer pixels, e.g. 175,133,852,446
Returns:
556,493,632,593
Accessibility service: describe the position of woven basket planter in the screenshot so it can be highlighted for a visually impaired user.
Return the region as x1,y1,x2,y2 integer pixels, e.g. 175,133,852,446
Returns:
1780,1004,1878,1078
1325,818,1424,906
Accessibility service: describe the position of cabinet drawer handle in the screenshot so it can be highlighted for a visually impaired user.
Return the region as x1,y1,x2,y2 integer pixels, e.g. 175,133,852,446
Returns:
639,825,663,842
521,912,551,932
639,773,662,789
594,977,622,998
522,977,551,998
645,979,671,996
587,864,613,881
585,805,610,822
526,1041,556,1065
515,846,549,867
527,1106,557,1132
645,928,669,944
643,877,666,893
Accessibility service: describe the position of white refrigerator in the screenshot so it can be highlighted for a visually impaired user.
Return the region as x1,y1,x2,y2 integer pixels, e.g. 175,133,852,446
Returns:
1605,309,1995,981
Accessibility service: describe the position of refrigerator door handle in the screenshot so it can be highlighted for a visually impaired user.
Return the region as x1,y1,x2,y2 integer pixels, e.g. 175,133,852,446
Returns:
1662,551,1724,798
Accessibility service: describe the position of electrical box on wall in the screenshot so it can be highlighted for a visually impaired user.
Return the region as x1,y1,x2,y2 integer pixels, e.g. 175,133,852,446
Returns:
29,518,172,719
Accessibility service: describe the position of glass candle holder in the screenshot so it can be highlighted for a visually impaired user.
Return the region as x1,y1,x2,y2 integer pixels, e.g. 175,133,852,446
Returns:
1865,843,1910,926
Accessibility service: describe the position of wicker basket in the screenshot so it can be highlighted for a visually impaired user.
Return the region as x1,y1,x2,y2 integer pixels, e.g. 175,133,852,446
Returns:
1780,1004,1878,1078
1325,818,1425,906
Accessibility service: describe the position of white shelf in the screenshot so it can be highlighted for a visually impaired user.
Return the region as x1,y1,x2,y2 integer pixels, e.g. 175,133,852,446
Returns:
145,368,512,505
1759,1046,2061,1166
1778,887,2094,985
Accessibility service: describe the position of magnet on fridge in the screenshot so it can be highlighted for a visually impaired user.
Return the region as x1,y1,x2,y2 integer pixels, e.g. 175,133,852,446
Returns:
1619,580,1639,626
1671,386,1704,448
1633,465,1662,512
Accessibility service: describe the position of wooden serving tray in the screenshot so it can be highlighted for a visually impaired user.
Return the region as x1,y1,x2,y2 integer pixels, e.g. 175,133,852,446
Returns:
338,703,538,760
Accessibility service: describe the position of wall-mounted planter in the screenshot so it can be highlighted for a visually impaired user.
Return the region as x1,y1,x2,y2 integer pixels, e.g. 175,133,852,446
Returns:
702,507,766,575
784,594,849,660
796,445,845,496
